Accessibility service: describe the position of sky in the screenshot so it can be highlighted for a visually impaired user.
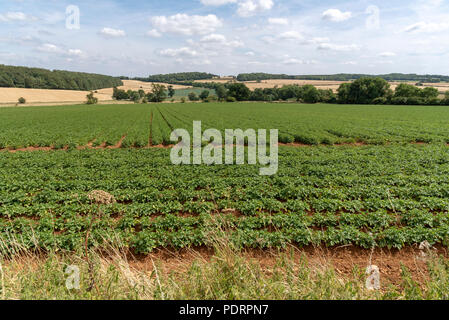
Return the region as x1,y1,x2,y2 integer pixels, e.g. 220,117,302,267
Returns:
1,0,449,77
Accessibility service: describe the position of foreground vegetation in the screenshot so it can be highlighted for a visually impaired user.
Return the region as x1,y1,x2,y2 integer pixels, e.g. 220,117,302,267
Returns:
1,238,449,300
1,145,449,253
2,102,449,299
2,103,449,149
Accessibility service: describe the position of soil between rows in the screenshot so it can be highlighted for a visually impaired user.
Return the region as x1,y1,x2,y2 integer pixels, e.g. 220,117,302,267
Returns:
126,244,448,290
0,141,443,153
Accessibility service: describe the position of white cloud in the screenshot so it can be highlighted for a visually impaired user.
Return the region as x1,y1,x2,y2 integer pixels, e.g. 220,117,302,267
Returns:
200,33,227,43
200,34,244,47
322,9,352,22
200,0,237,5
37,44,86,58
158,47,198,57
282,58,317,65
146,29,162,38
245,51,255,56
151,14,222,35
100,27,126,38
37,43,64,54
237,0,274,17
68,49,84,57
304,37,330,45
279,31,303,41
268,18,288,25
0,11,27,22
317,43,360,51
403,21,449,33
379,52,396,57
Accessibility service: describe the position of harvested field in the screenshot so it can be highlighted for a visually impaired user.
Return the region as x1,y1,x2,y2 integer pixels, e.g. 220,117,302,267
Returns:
0,80,191,106
96,80,191,96
194,78,449,93
0,87,112,105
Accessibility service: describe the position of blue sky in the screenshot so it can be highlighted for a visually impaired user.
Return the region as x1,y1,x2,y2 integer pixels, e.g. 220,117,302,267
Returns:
1,0,449,76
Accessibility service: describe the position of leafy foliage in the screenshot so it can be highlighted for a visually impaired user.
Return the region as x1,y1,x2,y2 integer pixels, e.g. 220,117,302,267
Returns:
0,64,122,90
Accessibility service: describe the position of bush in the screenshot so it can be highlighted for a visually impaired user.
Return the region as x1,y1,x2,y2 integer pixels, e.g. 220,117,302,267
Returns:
86,92,98,105
372,97,387,105
405,96,424,105
188,92,200,101
206,95,218,103
425,97,441,105
391,97,408,105
199,90,210,101
18,97,26,104
226,96,237,102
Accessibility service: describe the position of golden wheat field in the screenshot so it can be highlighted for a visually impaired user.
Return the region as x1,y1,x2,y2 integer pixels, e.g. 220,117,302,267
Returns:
195,78,449,93
0,80,191,106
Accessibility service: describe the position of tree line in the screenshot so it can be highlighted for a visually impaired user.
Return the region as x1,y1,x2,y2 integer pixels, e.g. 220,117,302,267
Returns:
112,84,170,103
135,72,217,84
236,72,449,83
187,78,449,105
0,64,123,91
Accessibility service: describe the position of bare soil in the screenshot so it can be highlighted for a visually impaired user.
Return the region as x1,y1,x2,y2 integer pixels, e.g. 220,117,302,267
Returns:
128,244,447,289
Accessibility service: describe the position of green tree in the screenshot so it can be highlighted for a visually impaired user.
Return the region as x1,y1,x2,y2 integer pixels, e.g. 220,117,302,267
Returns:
301,85,321,103
421,87,439,99
138,89,146,98
130,91,141,103
86,92,98,105
337,83,351,103
216,84,228,101
151,83,167,102
168,85,175,98
347,78,391,104
227,83,250,101
113,87,129,100
188,92,199,101
199,90,210,101
394,83,422,98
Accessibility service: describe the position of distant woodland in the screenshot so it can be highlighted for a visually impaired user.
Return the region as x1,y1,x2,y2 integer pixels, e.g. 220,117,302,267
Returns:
0,65,123,90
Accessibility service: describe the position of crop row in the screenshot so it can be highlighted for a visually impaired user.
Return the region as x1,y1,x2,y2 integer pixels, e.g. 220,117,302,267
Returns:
3,103,449,149
1,145,449,253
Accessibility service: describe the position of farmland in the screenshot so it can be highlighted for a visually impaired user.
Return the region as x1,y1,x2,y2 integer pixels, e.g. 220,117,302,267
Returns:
0,80,190,106
1,102,449,255
2,143,449,255
2,103,449,149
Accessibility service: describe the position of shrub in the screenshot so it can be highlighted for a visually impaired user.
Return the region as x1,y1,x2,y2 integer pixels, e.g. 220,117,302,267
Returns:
199,90,210,101
86,92,98,105
372,97,387,105
425,97,441,105
391,97,408,105
18,97,26,104
226,96,237,102
188,92,200,101
206,95,218,103
406,96,424,105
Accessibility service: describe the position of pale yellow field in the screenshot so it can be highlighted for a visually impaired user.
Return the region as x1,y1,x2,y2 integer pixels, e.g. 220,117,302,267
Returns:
0,80,192,106
195,78,449,93
0,88,112,105
243,79,348,91
97,80,191,96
